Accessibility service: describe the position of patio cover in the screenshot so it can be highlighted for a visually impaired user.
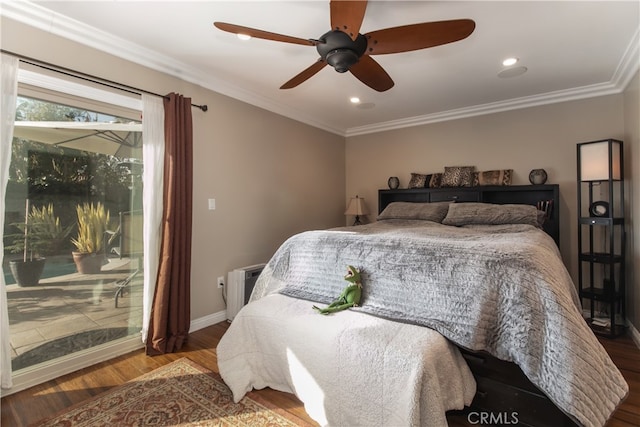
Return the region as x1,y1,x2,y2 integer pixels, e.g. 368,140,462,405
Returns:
13,121,142,157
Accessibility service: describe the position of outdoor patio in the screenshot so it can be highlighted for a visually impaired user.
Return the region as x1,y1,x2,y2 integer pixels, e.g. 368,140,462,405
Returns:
6,257,143,370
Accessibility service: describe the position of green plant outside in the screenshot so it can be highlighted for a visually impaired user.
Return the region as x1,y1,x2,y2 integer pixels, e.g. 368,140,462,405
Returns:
6,203,72,261
71,202,113,254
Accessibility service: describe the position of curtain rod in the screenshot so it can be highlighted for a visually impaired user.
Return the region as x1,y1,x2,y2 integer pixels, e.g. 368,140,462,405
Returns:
1,49,208,112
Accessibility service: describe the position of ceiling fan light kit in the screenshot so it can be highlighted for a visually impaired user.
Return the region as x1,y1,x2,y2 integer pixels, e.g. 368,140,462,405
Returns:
318,31,367,73
326,49,358,73
214,0,475,92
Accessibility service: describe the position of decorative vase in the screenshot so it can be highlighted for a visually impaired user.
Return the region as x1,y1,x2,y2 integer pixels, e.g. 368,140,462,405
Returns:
529,169,548,185
9,258,46,286
72,252,105,274
388,176,400,189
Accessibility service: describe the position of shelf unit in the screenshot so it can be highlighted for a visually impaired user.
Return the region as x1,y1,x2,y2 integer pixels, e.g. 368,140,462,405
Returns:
577,139,625,338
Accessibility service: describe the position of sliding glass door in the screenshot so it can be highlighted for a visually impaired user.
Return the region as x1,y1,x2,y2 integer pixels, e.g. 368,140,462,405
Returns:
3,81,144,383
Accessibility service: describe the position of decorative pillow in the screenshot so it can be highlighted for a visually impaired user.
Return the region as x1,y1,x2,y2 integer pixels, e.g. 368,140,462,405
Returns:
442,202,540,227
441,166,475,187
377,202,450,222
474,169,513,186
428,173,442,188
536,210,548,227
408,173,428,188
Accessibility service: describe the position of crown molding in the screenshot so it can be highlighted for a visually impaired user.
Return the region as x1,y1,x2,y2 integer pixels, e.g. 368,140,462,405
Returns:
612,27,640,90
345,80,624,137
4,1,638,139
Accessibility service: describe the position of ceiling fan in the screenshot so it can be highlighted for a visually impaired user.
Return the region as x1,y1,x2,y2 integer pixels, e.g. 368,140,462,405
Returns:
214,1,475,92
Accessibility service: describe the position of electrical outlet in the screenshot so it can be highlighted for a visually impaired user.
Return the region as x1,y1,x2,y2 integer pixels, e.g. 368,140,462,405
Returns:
217,276,224,288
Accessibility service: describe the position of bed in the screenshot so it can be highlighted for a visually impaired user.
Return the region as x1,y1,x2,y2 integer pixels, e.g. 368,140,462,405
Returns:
217,185,628,427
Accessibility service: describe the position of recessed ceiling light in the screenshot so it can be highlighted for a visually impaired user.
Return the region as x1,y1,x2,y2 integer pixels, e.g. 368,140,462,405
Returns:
350,97,361,104
498,66,528,78
237,33,251,41
357,102,375,110
502,57,519,67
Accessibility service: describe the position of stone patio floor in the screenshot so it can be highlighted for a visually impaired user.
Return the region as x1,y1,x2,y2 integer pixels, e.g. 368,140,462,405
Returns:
6,257,143,363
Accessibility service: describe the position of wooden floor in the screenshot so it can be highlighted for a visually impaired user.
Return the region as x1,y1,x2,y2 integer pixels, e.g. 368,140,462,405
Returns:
2,321,639,426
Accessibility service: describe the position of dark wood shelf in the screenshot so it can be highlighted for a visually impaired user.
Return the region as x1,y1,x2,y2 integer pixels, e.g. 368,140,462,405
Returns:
579,287,623,302
579,217,624,226
579,252,624,263
584,318,626,338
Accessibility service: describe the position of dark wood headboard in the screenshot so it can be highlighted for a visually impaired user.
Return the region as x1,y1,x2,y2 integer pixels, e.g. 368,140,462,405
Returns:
378,185,560,246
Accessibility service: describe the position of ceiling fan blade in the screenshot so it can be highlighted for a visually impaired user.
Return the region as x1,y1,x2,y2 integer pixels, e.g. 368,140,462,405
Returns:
280,60,328,89
365,19,475,55
330,0,368,41
214,22,317,46
349,55,394,92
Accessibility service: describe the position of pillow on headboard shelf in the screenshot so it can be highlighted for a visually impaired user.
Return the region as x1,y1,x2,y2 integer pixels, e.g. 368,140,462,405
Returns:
441,166,475,187
472,169,513,186
408,173,429,188
408,172,443,188
428,173,442,188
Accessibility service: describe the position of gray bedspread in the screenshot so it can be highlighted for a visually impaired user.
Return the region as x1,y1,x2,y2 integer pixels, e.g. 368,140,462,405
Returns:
252,219,628,427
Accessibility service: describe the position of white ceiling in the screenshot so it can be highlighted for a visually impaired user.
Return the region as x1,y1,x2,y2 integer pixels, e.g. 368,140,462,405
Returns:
4,1,640,136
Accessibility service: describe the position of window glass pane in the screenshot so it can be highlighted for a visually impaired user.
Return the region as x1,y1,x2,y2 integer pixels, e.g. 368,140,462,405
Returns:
4,94,143,371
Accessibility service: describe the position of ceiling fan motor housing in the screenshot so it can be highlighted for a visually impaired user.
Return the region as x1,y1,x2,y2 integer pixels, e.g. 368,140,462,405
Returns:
317,30,367,73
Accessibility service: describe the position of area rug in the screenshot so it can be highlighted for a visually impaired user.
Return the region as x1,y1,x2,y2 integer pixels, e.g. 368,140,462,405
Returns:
32,358,313,426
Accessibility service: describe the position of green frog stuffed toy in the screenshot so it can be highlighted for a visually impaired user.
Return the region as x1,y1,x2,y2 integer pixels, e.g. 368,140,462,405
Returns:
313,265,362,315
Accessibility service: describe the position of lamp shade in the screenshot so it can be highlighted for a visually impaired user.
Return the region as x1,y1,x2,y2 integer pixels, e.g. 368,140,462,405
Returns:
345,195,369,216
579,140,621,181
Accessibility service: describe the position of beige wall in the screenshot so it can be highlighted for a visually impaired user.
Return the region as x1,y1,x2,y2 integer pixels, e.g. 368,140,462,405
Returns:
346,96,627,299
2,18,346,320
624,70,639,331
192,98,345,318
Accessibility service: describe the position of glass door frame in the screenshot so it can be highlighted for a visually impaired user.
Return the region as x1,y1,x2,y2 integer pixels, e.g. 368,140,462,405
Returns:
2,68,144,397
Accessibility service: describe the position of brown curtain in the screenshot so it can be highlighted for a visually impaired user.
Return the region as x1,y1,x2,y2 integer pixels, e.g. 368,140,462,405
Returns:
145,93,193,355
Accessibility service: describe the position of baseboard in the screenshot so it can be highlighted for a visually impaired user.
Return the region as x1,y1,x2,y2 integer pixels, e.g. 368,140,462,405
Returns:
627,320,640,349
190,310,227,333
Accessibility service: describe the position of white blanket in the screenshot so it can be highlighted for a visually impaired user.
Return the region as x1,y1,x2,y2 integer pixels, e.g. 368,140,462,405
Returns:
217,294,476,427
